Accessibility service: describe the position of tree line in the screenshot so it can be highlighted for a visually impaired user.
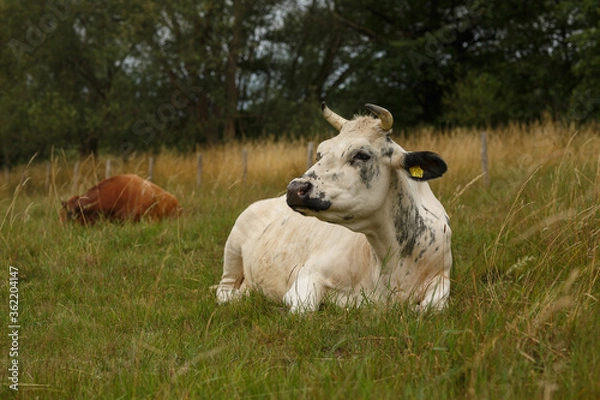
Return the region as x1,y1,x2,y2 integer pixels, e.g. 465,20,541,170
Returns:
1,0,599,168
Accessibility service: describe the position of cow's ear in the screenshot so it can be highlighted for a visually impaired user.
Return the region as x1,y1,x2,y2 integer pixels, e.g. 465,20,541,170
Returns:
403,151,447,181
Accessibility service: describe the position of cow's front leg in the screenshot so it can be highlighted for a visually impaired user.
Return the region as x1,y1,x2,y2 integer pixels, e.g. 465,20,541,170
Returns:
283,268,324,313
216,234,245,304
417,274,450,311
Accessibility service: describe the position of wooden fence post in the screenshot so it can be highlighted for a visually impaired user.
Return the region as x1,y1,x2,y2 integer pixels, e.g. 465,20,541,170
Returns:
196,153,203,187
307,142,314,169
242,149,248,183
71,160,80,193
481,131,490,187
148,156,154,181
45,162,51,189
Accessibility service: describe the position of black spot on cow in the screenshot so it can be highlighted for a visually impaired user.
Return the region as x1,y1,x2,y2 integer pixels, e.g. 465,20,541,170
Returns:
306,171,319,180
381,146,394,158
351,151,379,189
359,163,379,189
428,229,437,246
414,248,427,263
394,192,427,258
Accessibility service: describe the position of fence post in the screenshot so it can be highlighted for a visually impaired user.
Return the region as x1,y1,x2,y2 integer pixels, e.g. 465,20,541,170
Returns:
242,149,248,183
105,159,111,178
307,142,314,169
45,162,51,189
196,153,203,187
71,160,80,193
481,131,490,187
148,156,154,181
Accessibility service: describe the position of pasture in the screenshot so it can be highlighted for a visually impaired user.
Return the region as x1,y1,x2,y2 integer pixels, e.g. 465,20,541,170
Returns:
1,122,599,399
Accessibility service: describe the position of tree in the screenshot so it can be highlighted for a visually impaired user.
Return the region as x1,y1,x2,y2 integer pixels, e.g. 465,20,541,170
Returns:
1,0,599,168
568,0,600,123
1,0,157,164
443,71,508,127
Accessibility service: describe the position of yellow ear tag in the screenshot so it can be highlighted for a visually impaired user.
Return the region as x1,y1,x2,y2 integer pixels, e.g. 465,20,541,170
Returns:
409,165,424,178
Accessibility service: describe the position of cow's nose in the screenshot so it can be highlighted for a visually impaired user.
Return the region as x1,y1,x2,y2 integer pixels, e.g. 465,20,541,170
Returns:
286,179,332,212
286,179,312,210
287,180,312,198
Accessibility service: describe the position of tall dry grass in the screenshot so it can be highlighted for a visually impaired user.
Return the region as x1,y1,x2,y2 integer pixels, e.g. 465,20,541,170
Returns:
4,121,598,198
0,139,311,203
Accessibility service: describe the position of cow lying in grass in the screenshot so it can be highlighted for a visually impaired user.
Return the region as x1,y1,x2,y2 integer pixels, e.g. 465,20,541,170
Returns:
60,174,181,226
216,103,452,312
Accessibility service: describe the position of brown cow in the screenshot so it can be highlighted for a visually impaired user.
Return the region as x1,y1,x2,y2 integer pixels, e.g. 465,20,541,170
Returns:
60,174,181,225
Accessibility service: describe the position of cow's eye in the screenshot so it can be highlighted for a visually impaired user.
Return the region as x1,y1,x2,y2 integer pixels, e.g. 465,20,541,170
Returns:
353,151,371,162
316,152,322,162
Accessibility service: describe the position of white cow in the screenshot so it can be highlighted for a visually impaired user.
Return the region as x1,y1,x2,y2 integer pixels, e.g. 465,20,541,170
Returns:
216,103,452,312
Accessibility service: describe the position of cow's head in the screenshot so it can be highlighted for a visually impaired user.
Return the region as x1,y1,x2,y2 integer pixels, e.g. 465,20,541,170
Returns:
286,103,447,230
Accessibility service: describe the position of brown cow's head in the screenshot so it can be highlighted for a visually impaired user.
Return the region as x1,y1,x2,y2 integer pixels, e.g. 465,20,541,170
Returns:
60,196,81,224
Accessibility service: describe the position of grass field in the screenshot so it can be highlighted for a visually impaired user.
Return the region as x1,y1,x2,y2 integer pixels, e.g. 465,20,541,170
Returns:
1,122,599,399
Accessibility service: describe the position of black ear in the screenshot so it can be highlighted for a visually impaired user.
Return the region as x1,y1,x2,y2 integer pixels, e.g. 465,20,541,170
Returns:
403,151,447,181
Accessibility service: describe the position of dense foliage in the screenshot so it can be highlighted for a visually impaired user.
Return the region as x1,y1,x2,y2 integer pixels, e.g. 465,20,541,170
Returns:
1,0,599,166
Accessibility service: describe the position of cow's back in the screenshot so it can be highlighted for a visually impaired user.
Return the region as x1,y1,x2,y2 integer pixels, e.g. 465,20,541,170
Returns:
105,175,181,220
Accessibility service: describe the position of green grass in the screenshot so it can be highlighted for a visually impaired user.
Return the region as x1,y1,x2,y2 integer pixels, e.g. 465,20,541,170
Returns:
1,128,599,399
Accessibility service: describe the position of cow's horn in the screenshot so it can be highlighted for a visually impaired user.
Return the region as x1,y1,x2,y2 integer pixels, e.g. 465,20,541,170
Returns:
365,103,393,132
321,102,347,131
78,197,96,211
